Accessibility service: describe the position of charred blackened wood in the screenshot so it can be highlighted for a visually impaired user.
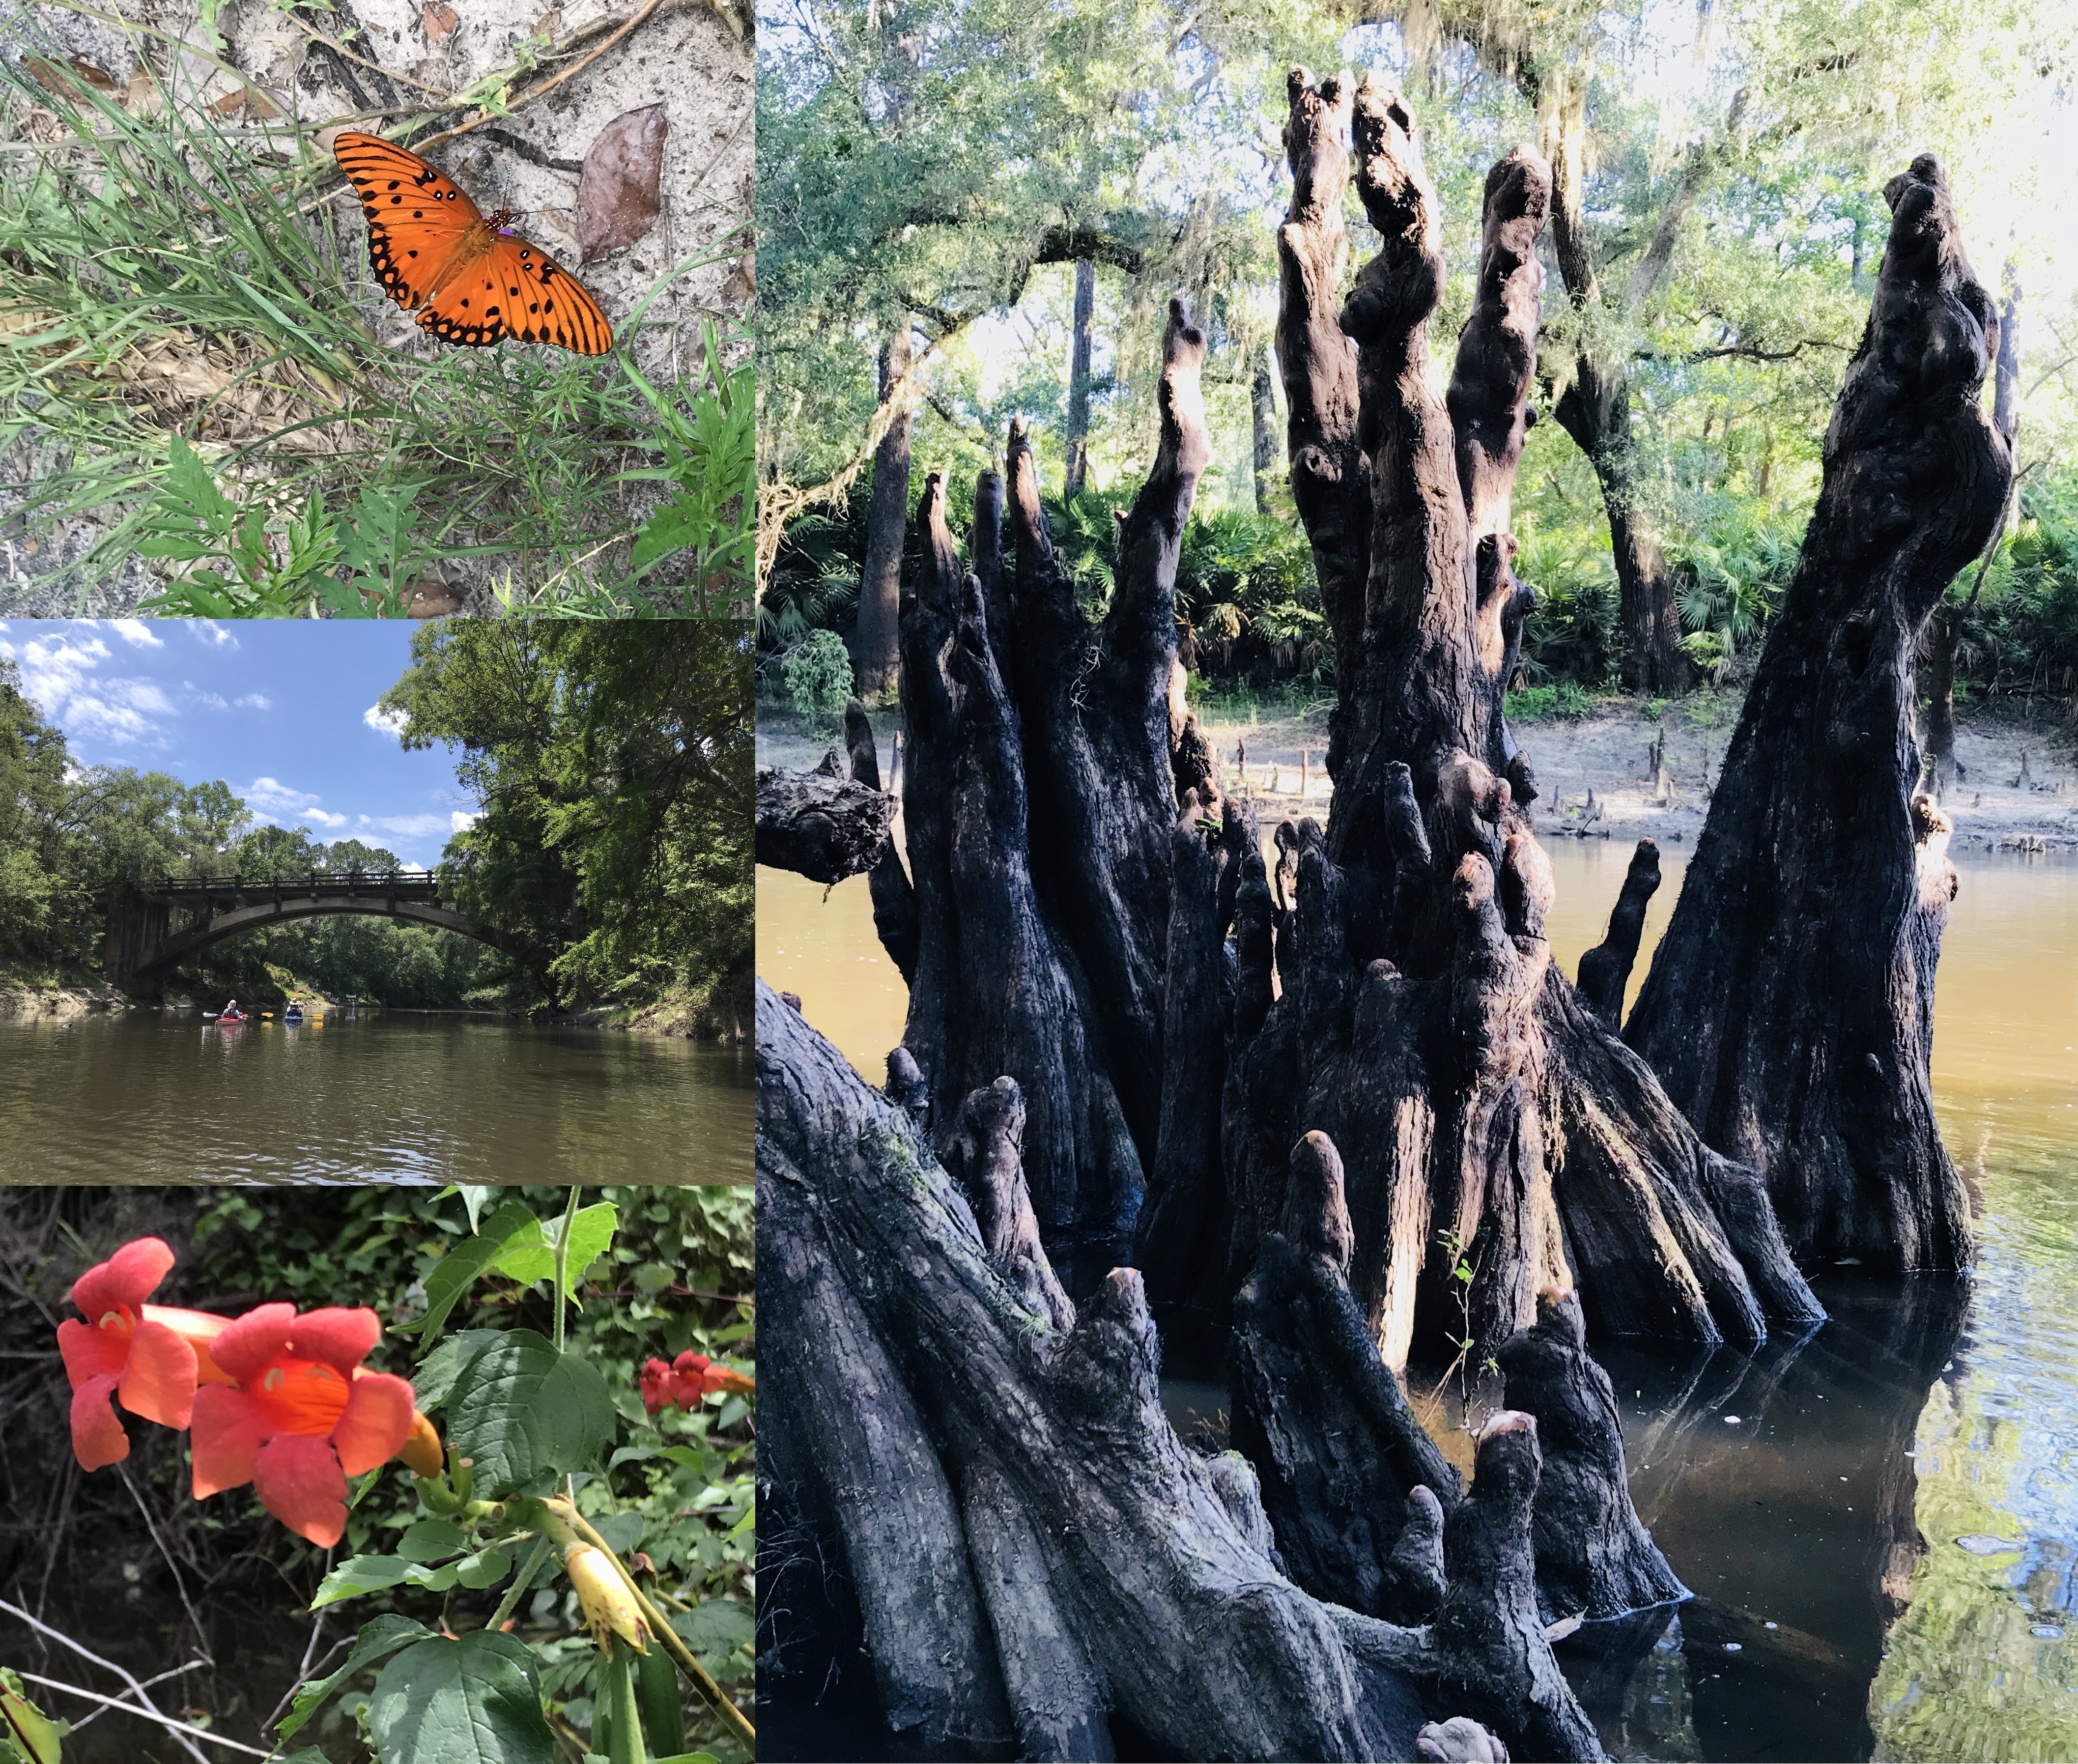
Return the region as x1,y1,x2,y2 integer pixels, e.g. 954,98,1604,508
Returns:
755,765,893,885
1495,1289,1688,1622
1229,1132,1463,1622
1627,156,2012,1271
842,701,920,984
896,474,1143,1293
758,983,1604,1763
1576,839,1660,1025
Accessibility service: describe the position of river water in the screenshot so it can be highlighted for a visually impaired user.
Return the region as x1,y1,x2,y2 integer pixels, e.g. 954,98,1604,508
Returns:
0,1010,752,1185
757,842,2078,1762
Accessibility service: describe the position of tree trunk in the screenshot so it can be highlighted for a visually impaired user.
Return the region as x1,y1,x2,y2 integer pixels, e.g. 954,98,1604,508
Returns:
757,981,1606,1764
1210,72,1820,1368
1627,155,2014,1272
1252,344,1280,512
1537,71,1690,696
1063,258,1096,497
853,323,913,702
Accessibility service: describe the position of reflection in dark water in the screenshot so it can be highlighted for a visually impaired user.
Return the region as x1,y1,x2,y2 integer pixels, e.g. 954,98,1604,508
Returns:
1566,1275,1967,1762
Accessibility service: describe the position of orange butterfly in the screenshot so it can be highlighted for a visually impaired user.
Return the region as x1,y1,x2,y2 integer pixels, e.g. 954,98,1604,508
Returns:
332,132,613,355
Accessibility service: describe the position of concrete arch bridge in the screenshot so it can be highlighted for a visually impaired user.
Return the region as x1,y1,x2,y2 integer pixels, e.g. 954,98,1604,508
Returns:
102,872,504,991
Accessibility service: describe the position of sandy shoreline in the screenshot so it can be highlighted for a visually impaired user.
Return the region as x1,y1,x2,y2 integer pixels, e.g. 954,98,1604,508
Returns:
759,694,2078,853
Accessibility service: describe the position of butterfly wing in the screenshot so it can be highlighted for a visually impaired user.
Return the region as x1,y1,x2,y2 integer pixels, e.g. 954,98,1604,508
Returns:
335,132,614,355
334,133,483,313
418,232,615,355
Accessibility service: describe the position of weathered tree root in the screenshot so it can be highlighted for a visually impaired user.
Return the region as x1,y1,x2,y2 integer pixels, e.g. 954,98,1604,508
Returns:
1627,153,2012,1271
758,981,1606,1763
1495,1289,1689,1622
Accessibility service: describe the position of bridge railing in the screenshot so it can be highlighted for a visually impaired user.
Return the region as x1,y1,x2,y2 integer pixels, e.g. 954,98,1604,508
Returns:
136,870,443,894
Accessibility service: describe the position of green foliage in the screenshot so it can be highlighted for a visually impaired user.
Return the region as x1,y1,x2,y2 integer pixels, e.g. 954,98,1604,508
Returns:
0,1670,67,1764
619,323,755,599
1510,526,1623,688
185,1184,756,1762
1667,497,1801,682
379,622,752,1023
1504,681,1597,721
777,629,855,734
365,1633,559,1764
1944,476,2078,716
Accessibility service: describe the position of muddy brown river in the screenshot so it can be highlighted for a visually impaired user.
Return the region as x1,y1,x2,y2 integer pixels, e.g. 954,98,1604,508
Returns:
0,1009,752,1185
758,841,2078,1762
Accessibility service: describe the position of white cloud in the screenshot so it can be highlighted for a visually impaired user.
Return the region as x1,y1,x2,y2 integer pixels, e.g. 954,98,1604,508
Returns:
4,636,178,745
196,691,230,711
246,776,324,819
110,619,164,649
190,622,236,650
357,812,451,838
236,693,271,711
300,808,349,828
450,811,481,834
364,704,409,739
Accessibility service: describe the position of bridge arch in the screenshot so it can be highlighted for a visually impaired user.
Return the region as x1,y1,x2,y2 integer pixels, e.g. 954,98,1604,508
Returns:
103,874,508,991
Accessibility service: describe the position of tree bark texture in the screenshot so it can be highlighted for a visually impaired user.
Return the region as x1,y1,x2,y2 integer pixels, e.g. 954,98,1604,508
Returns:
854,322,914,702
882,300,1221,1292
1627,155,2014,1272
1253,344,1281,512
758,981,1605,1764
1209,73,1821,1372
755,765,893,885
1064,257,1096,497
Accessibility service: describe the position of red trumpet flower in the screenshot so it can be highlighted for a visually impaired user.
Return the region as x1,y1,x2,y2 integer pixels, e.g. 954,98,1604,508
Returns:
57,1238,234,1473
190,1303,415,1547
639,1350,754,1414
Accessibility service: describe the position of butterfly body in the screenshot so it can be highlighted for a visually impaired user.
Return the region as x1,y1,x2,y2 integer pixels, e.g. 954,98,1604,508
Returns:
333,133,613,354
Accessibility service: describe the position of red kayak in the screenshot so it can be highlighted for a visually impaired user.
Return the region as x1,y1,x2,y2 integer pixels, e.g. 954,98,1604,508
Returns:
216,1011,248,1024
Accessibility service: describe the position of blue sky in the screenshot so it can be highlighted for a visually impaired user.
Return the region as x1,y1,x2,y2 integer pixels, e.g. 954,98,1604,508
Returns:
0,620,477,868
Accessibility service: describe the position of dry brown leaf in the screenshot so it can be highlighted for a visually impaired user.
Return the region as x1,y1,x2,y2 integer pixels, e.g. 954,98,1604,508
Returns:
576,103,668,266
124,67,163,117
530,6,562,35
208,85,279,119
25,57,118,99
423,2,459,45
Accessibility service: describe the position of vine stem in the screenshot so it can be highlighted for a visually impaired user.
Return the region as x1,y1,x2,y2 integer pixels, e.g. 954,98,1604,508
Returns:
528,1499,755,1750
486,1532,555,1635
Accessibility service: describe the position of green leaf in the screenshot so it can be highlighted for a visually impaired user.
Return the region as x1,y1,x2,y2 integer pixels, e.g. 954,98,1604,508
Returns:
367,1633,558,1764
399,1199,545,1345
277,1614,433,1741
313,1554,461,1608
0,1669,67,1764
492,1201,619,1286
670,1599,752,1675
398,1518,470,1563
445,1329,618,1495
455,1545,514,1590
413,1329,508,1412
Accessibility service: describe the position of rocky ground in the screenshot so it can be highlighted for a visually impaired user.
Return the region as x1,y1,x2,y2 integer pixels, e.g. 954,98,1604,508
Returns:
759,694,2078,854
0,978,134,1018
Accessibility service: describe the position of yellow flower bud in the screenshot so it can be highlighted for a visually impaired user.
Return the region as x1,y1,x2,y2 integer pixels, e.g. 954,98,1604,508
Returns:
566,1541,649,1658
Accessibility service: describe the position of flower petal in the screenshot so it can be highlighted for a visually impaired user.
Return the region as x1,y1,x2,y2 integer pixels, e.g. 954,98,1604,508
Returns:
142,1306,235,1385
289,1307,381,1376
331,1370,415,1476
253,1434,349,1547
207,1302,299,1382
117,1317,199,1431
57,1316,128,1391
69,1373,130,1472
70,1238,174,1320
190,1384,265,1498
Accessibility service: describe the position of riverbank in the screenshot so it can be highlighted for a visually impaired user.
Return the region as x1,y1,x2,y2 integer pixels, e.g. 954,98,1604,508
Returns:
758,694,2078,853
0,974,133,1020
